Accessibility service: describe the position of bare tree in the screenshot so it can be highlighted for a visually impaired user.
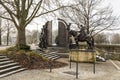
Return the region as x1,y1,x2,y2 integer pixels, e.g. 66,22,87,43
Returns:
26,30,40,44
5,20,15,45
94,33,108,44
60,0,118,36
111,34,120,44
0,19,16,45
6,21,10,46
0,0,66,47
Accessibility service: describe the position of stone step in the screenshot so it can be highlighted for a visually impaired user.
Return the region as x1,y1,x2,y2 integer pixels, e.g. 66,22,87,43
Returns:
47,47,68,53
0,65,21,74
0,56,7,59
0,68,26,78
0,58,10,62
110,60,120,70
117,61,120,69
0,60,14,65
0,55,26,78
0,62,19,69
38,52,60,60
115,61,120,68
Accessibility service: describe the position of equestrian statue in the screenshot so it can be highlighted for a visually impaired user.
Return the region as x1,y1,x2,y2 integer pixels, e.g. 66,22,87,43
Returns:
69,25,94,50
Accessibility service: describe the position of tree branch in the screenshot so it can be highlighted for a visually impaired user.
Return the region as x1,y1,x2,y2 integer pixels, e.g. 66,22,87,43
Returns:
0,15,12,21
0,0,18,28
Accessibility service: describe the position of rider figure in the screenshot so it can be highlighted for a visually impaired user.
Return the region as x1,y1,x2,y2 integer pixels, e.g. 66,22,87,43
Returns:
79,25,87,40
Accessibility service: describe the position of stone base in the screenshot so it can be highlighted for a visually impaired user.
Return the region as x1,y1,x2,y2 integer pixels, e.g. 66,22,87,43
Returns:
69,49,96,62
47,47,69,53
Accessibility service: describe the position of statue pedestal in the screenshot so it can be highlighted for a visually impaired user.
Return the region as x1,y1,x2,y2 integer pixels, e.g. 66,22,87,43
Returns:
69,49,96,62
69,49,96,78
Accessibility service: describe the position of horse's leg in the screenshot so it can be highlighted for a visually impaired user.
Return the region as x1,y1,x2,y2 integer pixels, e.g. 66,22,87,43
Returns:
88,37,94,50
86,41,91,49
91,36,94,49
76,41,79,49
86,36,94,50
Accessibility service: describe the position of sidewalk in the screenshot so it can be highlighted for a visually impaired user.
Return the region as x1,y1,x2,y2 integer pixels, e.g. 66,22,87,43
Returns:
0,46,11,50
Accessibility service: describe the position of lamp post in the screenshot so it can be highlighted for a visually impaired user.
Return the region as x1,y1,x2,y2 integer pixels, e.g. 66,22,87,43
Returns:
0,18,2,45
34,22,39,45
76,49,79,79
36,23,39,44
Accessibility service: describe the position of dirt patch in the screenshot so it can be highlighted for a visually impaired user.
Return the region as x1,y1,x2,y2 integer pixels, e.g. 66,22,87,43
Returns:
0,47,68,70
25,60,68,69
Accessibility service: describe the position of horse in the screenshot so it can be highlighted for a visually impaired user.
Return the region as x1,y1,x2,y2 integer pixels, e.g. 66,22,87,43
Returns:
69,30,94,50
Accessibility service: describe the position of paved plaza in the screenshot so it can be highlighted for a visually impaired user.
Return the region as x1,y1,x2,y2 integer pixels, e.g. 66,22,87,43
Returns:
0,46,120,80
0,58,120,80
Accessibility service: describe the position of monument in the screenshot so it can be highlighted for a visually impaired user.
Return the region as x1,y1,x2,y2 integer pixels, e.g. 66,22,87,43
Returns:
39,18,70,49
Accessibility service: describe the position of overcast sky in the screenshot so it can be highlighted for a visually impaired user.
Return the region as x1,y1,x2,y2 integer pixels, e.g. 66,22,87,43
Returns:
105,0,120,16
26,0,120,32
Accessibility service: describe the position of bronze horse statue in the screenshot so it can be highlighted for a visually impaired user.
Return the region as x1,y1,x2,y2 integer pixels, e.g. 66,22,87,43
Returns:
69,27,94,50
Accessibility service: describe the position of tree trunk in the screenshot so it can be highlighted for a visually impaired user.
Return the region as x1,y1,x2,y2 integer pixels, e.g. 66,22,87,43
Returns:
16,27,26,46
6,27,9,46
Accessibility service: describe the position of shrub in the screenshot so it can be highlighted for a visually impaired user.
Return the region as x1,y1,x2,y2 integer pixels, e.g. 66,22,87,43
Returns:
26,52,47,61
2,49,47,68
110,54,120,61
0,47,67,69
6,45,30,51
0,50,8,55
7,51,17,59
14,50,30,67
6,46,18,51
16,45,30,51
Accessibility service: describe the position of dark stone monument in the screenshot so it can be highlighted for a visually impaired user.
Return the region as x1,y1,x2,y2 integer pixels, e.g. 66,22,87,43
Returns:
39,19,70,49
39,21,52,49
46,21,52,46
56,18,70,47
